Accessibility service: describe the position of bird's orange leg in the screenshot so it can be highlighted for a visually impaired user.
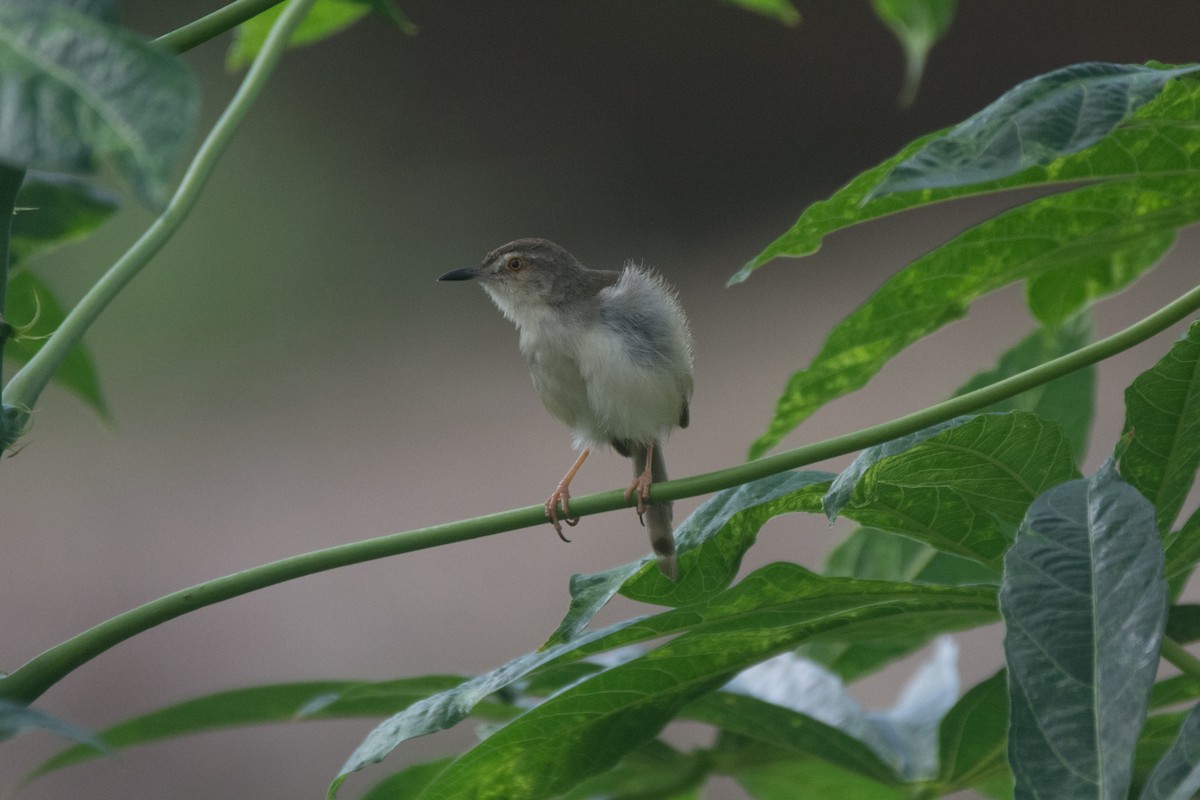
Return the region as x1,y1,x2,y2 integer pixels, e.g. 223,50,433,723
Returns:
546,449,589,541
625,441,654,525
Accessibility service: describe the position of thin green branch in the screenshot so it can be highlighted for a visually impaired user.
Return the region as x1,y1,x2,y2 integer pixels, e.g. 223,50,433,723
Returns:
155,0,286,54
0,0,316,422
1162,636,1200,680
2,283,1198,704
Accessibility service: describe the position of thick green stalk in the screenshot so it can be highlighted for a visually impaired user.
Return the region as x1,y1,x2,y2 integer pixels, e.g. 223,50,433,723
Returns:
155,0,286,54
2,284,1198,704
0,0,317,422
1161,636,1200,681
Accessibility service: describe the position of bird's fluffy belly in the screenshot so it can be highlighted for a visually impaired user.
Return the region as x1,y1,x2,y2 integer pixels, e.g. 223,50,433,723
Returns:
524,320,683,449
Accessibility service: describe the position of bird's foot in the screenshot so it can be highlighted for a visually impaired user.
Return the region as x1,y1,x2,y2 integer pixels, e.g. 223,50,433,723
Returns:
545,484,580,542
624,472,652,526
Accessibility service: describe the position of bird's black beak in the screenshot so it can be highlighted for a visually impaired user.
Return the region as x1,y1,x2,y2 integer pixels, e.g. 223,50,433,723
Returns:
437,267,478,281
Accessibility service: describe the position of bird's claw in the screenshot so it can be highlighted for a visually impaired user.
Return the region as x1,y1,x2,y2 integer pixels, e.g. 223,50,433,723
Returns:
545,485,579,543
625,474,651,526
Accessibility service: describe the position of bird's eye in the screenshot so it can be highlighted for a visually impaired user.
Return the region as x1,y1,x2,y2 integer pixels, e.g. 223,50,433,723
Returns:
506,257,523,271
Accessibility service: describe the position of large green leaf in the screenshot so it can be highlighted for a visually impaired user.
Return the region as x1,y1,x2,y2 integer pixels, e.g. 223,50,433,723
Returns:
1140,702,1200,800
829,412,1079,568
735,62,1200,281
360,758,453,800
1001,462,1166,800
870,0,955,106
227,0,416,70
0,0,197,206
873,62,1200,197
561,741,706,800
29,677,492,779
953,312,1095,461
331,563,998,796
544,471,832,647
747,173,1198,456
4,269,106,415
1120,321,1200,535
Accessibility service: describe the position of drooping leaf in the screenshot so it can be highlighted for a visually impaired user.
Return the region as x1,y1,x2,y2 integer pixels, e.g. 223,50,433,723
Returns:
332,564,998,796
746,174,1199,456
735,61,1200,282
545,471,832,647
10,172,119,266
1140,702,1200,800
0,0,197,206
830,412,1079,568
1001,462,1166,800
227,0,415,70
718,0,800,25
872,63,1200,197
870,0,955,106
29,677,489,779
4,270,106,416
936,670,1010,792
953,312,1095,461
1120,321,1200,535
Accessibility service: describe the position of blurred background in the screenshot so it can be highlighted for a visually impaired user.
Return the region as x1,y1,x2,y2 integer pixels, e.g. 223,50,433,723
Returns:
3,1,1199,797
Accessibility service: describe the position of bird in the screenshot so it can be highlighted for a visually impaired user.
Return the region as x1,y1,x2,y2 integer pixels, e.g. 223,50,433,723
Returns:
438,238,693,579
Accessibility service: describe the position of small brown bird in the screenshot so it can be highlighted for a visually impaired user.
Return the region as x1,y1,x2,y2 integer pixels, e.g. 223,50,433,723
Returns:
439,239,693,579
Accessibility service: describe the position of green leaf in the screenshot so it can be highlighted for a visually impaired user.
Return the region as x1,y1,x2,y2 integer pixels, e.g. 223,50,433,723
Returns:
29,677,483,779
872,62,1200,197
953,313,1094,461
0,0,197,207
1120,321,1200,535
831,412,1080,568
747,173,1199,456
1140,703,1200,800
544,471,833,647
718,0,800,26
561,741,706,800
1001,462,1166,800
1165,507,1200,582
735,61,1200,282
936,670,1010,792
685,690,902,786
804,526,996,680
360,758,453,800
721,639,959,781
870,0,955,106
227,0,414,70
732,760,907,800
1135,714,1190,798
4,270,106,415
332,563,998,796
10,172,119,266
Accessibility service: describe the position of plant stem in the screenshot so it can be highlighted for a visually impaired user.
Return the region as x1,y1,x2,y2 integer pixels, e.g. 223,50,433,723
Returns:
0,0,316,423
155,0,286,54
1162,636,1200,680
2,284,1198,704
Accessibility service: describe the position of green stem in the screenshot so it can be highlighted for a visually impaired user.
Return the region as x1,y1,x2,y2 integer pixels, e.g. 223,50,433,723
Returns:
2,285,1198,705
1162,636,1200,680
155,0,287,54
0,0,316,421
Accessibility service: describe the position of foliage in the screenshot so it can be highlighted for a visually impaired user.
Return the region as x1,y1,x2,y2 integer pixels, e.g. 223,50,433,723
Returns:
1,3,1200,800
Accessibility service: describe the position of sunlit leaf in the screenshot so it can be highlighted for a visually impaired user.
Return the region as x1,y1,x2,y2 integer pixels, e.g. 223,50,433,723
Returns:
227,0,415,70
1001,462,1166,800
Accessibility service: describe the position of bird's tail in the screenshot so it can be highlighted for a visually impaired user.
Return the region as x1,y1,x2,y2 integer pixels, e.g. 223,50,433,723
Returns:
634,439,677,580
